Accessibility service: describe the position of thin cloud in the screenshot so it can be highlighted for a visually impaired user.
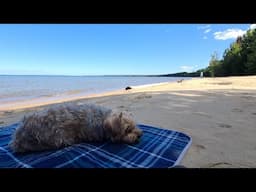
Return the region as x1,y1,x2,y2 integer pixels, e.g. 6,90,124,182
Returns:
198,25,211,40
214,29,246,40
204,28,211,33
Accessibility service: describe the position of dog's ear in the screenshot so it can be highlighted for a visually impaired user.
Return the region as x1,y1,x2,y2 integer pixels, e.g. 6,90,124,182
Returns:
103,117,120,142
119,112,123,120
103,119,112,138
22,115,28,122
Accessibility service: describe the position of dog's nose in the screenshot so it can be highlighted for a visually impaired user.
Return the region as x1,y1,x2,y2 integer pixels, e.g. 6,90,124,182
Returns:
135,135,141,143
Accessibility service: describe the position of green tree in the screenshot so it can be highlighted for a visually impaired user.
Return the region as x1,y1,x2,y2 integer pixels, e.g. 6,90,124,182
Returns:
208,28,256,77
243,29,256,74
222,40,243,76
208,51,222,77
182,27,256,77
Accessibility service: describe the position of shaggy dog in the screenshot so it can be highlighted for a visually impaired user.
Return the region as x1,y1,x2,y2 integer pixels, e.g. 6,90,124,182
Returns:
9,103,143,153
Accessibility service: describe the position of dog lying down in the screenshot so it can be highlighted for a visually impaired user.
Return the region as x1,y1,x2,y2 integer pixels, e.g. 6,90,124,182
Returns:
9,103,143,153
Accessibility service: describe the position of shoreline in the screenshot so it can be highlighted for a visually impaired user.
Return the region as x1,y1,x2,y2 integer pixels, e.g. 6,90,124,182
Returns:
1,75,256,167
0,76,255,110
0,79,185,111
1,76,256,111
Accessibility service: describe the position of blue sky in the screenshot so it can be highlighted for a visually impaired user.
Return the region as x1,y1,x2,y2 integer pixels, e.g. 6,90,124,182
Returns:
0,24,255,76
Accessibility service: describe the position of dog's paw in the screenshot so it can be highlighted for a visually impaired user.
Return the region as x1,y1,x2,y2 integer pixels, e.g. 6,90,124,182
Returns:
133,128,143,137
123,133,141,144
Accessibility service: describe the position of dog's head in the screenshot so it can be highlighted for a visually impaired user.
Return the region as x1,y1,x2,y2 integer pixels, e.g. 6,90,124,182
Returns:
103,112,143,144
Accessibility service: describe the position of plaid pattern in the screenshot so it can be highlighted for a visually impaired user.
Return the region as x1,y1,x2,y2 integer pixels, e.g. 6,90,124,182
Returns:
0,123,192,168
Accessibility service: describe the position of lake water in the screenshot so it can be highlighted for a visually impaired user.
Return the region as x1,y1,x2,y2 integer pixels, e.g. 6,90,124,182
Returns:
0,75,188,104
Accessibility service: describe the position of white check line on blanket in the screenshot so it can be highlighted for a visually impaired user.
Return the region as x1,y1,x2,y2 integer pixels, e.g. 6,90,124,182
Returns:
26,147,72,165
55,143,107,168
143,128,189,143
0,147,32,168
81,143,146,168
83,143,175,168
145,131,177,167
127,145,175,163
120,129,175,167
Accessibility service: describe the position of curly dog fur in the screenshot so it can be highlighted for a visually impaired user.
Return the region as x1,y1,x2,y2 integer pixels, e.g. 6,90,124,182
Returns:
9,103,143,153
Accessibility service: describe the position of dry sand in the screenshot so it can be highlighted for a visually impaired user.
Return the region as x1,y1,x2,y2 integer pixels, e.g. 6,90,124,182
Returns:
1,75,256,168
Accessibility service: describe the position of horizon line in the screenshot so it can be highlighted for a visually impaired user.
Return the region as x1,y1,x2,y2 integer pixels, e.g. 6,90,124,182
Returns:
0,74,175,77
0,71,194,77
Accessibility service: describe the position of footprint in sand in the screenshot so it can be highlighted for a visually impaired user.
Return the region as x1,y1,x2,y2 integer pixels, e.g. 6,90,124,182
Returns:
95,101,105,104
117,107,130,112
194,144,206,153
217,123,232,128
196,144,206,149
135,94,152,100
217,82,232,85
4,111,13,115
193,112,212,118
241,96,254,100
232,108,243,112
207,162,232,168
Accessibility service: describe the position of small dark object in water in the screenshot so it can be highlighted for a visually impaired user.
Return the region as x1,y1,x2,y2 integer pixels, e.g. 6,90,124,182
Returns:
177,79,183,83
125,86,132,90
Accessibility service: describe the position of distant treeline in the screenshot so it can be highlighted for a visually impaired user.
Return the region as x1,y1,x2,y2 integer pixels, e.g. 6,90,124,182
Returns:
163,28,256,78
159,72,202,77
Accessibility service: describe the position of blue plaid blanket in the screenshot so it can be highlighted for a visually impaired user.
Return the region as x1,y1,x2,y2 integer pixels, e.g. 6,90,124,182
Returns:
0,123,192,168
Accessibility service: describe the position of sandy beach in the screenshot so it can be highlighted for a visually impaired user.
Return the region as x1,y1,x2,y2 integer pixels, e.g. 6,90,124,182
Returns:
1,75,256,168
